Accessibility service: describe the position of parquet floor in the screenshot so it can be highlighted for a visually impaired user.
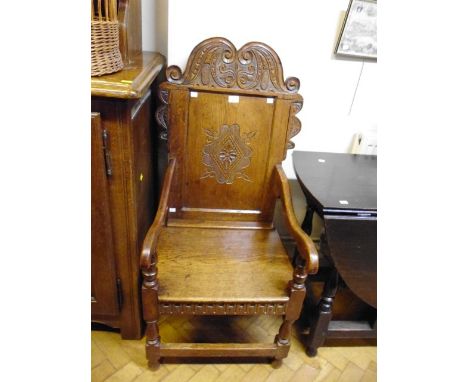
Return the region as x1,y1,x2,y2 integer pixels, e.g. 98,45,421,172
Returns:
91,315,377,382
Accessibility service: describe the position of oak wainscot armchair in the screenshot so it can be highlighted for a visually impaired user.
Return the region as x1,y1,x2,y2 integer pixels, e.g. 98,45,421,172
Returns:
140,37,319,369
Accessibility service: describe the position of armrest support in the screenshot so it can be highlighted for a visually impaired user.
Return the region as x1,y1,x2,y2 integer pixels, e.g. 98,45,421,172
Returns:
273,164,319,274
140,158,176,270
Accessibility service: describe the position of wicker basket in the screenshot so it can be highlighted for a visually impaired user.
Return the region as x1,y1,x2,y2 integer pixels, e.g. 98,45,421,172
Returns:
91,0,124,76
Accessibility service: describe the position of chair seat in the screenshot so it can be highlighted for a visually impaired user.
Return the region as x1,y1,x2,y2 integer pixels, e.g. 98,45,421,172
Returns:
156,226,293,304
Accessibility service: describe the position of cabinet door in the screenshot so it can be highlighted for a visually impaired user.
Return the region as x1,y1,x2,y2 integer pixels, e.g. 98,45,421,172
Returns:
91,113,120,317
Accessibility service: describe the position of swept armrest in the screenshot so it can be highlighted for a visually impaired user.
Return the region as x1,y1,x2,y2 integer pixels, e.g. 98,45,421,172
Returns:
140,158,176,270
273,164,319,274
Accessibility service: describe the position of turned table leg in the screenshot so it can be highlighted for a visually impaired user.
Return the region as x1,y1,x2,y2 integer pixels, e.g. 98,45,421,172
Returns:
306,268,340,357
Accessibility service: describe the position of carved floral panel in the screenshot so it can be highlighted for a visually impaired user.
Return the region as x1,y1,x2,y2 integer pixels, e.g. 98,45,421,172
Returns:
201,124,256,184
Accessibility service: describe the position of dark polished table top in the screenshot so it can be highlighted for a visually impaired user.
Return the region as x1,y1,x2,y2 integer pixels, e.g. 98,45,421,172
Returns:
293,151,376,217
293,151,377,308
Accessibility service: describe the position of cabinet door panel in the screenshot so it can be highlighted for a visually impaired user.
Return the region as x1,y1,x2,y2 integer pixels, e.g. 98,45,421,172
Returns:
91,112,119,317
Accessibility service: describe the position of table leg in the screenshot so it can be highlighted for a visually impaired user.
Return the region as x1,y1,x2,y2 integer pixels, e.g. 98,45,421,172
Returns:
293,204,314,265
306,268,339,357
301,204,314,235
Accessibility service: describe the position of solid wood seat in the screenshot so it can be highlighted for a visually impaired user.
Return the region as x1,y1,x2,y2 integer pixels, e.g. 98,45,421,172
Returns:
157,227,292,303
140,37,319,370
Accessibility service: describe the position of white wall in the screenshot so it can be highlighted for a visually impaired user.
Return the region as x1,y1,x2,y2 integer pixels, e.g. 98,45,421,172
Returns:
142,0,168,56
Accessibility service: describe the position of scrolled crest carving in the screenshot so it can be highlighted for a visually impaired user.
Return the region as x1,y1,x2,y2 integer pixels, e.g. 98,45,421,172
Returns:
166,37,300,94
286,100,303,151
155,88,169,140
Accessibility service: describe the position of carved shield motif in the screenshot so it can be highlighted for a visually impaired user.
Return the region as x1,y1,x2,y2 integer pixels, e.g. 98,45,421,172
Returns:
201,124,256,184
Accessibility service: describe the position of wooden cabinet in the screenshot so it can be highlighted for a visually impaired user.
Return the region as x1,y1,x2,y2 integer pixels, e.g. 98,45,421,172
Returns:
91,113,120,318
91,52,165,339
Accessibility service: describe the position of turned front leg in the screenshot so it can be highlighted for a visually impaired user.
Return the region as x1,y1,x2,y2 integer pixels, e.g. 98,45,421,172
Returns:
306,268,339,357
273,265,307,368
142,255,161,370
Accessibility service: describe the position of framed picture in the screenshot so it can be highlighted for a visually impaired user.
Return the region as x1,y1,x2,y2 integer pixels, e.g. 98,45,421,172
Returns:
335,0,377,60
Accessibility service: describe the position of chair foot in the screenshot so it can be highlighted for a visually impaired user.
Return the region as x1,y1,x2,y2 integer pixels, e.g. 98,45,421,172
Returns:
306,346,317,357
271,359,283,369
148,360,160,371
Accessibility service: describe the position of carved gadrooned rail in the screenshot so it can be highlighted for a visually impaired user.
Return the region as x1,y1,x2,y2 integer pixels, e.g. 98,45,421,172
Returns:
159,302,288,316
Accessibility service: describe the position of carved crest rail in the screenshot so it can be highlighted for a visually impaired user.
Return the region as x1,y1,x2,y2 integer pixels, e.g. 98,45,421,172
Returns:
166,37,300,94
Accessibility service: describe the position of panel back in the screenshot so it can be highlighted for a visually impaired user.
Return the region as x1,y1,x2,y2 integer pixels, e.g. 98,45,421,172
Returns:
156,38,304,226
185,92,274,211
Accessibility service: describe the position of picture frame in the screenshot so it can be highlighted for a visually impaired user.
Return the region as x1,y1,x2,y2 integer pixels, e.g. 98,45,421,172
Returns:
335,0,377,60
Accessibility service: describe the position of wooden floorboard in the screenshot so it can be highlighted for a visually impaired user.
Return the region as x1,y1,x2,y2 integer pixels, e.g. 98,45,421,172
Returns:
91,315,377,381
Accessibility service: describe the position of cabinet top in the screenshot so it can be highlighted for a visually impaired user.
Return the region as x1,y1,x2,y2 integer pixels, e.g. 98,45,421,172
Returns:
91,52,166,99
